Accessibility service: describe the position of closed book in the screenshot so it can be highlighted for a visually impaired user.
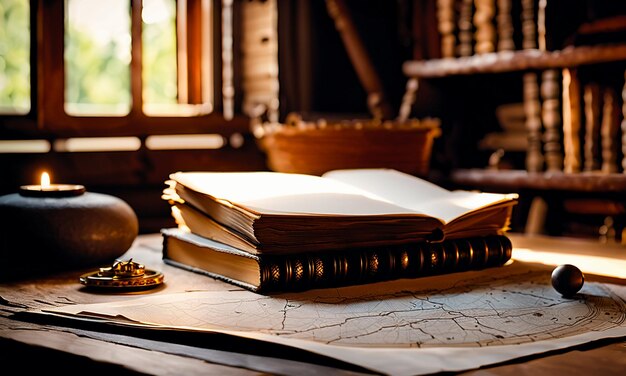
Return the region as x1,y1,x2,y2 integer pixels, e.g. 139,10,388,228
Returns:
161,228,513,293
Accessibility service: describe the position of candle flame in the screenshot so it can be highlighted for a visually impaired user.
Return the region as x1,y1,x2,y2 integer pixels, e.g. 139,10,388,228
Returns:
41,172,51,188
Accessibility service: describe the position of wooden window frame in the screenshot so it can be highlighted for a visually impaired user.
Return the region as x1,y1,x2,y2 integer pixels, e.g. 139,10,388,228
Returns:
1,0,248,139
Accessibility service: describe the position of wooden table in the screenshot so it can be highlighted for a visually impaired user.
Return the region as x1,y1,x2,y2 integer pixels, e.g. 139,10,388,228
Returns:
2,233,626,375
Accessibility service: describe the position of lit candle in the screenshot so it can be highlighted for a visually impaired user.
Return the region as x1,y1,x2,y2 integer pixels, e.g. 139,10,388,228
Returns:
19,172,86,198
1,171,137,279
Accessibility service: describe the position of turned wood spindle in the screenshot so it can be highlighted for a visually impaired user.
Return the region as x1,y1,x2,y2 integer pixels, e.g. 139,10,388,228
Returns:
536,0,563,171
521,0,544,172
524,73,544,172
474,0,496,54
457,0,474,57
584,83,602,172
562,68,581,173
437,0,456,58
521,0,537,50
541,70,563,171
537,0,547,52
601,87,620,173
496,0,514,51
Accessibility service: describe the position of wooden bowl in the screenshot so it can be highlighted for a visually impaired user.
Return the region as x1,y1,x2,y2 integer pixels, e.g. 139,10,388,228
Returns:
253,117,441,176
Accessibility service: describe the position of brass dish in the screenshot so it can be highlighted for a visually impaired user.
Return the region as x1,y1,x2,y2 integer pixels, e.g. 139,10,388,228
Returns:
80,259,164,290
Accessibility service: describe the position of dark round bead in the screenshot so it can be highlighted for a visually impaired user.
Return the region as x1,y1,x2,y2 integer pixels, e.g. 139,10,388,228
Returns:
551,264,585,297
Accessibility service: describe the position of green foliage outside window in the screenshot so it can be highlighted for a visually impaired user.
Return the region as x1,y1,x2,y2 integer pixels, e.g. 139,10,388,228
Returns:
0,0,30,114
64,25,132,111
143,0,178,105
64,0,178,114
64,0,132,114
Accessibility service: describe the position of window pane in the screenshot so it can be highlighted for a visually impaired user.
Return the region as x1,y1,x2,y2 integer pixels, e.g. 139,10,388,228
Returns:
142,0,213,116
0,0,30,114
142,0,177,106
64,0,131,116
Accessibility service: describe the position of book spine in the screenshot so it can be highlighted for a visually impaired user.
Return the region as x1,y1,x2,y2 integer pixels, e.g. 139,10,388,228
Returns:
258,235,512,292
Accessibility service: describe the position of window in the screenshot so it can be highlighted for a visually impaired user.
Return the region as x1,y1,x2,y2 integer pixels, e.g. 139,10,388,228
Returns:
65,0,132,116
1,0,250,139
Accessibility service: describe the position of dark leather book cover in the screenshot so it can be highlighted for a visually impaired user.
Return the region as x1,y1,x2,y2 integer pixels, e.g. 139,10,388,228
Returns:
162,228,512,294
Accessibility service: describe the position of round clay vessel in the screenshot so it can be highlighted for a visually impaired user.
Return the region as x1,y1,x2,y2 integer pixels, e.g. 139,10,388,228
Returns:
0,192,138,279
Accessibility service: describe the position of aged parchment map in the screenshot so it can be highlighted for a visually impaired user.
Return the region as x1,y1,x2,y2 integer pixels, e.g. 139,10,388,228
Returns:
39,260,626,375
170,270,625,348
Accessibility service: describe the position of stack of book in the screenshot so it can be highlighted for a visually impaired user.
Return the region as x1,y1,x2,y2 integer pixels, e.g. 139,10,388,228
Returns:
161,168,518,293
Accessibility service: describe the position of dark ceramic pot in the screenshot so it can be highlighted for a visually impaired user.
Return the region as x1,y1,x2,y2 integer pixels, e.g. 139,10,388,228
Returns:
0,191,138,279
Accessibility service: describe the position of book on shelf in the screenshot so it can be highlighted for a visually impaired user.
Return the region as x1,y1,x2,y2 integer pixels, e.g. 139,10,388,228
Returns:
162,168,518,254
161,227,513,293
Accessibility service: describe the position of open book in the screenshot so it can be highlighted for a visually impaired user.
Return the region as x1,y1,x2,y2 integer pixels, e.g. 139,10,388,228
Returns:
163,168,518,254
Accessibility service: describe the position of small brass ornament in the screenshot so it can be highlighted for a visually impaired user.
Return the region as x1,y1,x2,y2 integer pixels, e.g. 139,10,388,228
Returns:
80,258,164,290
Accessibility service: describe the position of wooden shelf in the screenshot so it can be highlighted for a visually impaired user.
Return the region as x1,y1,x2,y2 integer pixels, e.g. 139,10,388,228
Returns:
403,44,626,78
451,169,626,193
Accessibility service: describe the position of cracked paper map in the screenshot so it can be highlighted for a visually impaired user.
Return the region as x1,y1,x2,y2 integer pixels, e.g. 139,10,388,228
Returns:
196,270,626,348
41,261,626,375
